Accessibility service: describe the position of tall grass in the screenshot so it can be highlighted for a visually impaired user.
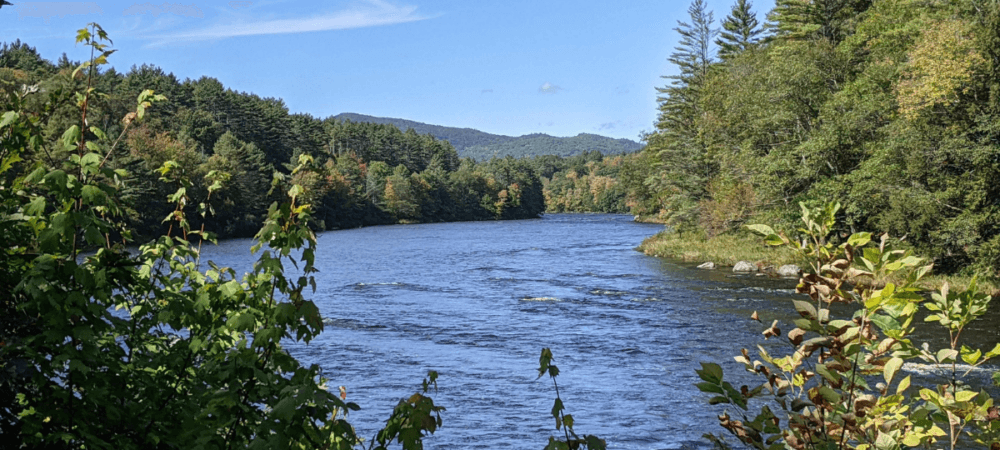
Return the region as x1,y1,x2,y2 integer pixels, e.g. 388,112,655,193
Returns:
638,230,999,296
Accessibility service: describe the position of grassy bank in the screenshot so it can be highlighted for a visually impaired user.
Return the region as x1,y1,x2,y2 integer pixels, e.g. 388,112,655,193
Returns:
638,230,1000,297
637,230,804,267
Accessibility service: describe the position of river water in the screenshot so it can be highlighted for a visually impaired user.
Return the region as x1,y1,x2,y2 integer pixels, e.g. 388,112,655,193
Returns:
201,213,1000,449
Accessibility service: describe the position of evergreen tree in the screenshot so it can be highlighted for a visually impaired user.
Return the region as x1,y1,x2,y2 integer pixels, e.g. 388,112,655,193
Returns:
716,0,763,60
769,0,870,44
656,0,717,138
647,0,719,227
0,40,54,75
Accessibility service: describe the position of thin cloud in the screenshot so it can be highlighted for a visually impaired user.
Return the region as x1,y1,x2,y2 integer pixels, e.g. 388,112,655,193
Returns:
14,2,103,23
481,89,493,94
124,2,205,18
538,82,562,94
145,0,432,44
598,121,619,131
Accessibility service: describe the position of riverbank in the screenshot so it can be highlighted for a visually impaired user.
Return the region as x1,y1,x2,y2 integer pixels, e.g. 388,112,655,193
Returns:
638,229,1000,297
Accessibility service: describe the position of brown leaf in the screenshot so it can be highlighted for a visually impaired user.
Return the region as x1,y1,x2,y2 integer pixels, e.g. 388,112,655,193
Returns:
788,328,806,346
763,320,781,339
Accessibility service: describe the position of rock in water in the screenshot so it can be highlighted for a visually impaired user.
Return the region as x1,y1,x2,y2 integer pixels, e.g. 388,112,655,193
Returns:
696,262,716,269
777,264,801,278
733,261,755,272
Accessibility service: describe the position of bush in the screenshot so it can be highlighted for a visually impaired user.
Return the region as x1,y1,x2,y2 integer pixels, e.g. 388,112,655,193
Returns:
698,202,1000,449
0,24,443,449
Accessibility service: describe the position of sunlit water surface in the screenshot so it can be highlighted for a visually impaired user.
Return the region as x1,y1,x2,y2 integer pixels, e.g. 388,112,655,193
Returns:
200,213,1000,449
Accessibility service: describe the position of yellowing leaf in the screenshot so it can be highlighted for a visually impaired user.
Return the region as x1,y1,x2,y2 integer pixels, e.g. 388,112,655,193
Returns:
884,357,903,384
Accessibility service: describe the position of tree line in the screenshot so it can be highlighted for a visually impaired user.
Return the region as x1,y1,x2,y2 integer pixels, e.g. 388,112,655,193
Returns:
0,24,597,450
0,41,544,241
332,113,642,161
625,0,1000,277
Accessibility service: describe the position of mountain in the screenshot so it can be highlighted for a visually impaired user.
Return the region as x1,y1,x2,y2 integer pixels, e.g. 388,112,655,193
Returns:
332,113,642,160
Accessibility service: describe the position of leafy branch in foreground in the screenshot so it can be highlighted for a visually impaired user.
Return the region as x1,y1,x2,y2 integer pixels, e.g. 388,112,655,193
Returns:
1,23,445,450
538,348,607,450
697,202,1000,449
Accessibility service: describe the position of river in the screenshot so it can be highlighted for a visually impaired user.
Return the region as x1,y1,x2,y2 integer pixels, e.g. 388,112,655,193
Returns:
201,213,999,449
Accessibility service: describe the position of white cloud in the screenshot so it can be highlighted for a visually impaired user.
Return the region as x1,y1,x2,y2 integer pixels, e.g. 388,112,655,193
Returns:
144,0,431,44
598,121,619,131
538,82,562,94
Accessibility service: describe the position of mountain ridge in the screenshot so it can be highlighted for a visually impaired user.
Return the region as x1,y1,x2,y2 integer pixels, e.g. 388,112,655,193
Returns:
332,113,642,160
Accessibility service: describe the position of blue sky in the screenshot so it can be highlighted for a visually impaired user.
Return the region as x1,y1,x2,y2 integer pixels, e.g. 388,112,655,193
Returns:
2,0,775,141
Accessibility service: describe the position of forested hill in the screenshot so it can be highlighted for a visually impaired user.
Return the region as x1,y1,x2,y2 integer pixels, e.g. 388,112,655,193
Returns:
0,39,547,239
333,113,642,160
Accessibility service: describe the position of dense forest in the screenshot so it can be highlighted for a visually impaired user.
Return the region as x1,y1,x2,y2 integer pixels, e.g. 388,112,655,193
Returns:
0,41,545,239
624,0,1000,277
334,112,642,160
5,0,1000,446
531,151,639,215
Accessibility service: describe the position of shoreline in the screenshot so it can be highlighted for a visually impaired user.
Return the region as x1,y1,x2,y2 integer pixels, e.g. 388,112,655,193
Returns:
637,229,999,298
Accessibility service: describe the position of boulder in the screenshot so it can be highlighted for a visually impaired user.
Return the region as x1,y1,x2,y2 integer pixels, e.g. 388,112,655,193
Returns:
696,262,716,269
733,261,756,272
777,264,801,278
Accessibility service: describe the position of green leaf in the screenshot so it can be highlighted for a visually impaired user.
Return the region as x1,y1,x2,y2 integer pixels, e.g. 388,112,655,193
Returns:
550,398,563,418
984,343,1000,359
271,396,296,421
764,234,785,246
80,152,101,169
25,196,46,216
697,362,723,384
870,314,901,332
961,346,982,365
227,312,256,331
0,111,18,128
936,348,958,363
847,232,872,248
219,280,241,298
61,125,81,150
901,433,922,447
81,185,105,205
884,357,903,384
955,391,977,403
816,363,842,384
792,300,817,320
696,382,724,394
746,224,776,236
896,375,911,394
708,396,730,405
817,386,841,404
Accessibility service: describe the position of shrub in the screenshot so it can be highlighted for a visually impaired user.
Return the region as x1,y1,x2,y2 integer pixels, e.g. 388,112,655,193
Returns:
698,202,1000,449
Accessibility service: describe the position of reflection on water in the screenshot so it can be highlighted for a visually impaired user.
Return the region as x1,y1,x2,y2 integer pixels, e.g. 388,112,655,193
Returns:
197,213,999,449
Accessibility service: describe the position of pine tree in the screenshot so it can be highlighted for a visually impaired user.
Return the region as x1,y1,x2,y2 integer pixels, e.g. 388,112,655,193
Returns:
716,0,763,60
769,0,870,44
655,0,717,139
647,0,719,227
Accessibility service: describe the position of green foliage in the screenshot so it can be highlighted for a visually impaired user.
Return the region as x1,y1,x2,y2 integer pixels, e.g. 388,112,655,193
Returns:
631,0,1000,276
769,0,870,44
717,0,765,60
1,36,549,239
698,203,1000,449
371,372,445,450
537,349,607,450
540,153,631,214
332,113,641,161
1,24,447,450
